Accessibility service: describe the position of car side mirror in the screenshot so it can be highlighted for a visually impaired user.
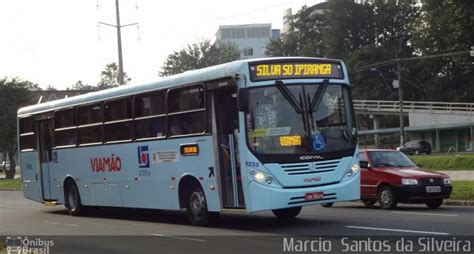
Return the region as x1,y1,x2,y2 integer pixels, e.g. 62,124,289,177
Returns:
238,88,249,112
359,161,370,169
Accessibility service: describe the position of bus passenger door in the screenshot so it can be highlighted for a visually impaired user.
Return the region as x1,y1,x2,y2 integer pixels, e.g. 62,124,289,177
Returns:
37,120,56,201
212,87,245,209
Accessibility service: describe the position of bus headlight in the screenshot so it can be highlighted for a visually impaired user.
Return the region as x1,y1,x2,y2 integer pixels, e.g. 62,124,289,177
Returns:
249,170,274,185
254,172,266,183
347,163,360,177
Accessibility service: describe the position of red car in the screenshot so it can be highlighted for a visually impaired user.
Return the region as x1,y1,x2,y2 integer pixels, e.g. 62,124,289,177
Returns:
358,149,452,209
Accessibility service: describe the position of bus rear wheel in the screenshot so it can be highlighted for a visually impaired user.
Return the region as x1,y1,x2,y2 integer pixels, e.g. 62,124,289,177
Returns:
65,181,84,216
272,206,302,219
186,186,217,226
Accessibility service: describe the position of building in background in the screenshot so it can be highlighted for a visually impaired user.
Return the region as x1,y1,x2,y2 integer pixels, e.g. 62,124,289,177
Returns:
215,24,280,59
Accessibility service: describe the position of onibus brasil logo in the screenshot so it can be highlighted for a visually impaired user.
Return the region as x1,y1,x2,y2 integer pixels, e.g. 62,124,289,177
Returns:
5,236,54,254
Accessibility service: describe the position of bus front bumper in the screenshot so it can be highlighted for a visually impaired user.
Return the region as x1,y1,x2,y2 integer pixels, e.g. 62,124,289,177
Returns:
246,173,360,212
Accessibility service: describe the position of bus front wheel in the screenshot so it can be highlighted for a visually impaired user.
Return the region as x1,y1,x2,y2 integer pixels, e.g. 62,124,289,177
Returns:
186,186,217,226
65,181,84,216
272,206,302,219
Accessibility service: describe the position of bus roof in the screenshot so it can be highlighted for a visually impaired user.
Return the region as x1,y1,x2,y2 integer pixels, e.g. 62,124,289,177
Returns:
18,57,345,117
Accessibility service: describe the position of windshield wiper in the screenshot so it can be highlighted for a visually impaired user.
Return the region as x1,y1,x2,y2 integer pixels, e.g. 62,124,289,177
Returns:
309,79,329,113
275,80,304,114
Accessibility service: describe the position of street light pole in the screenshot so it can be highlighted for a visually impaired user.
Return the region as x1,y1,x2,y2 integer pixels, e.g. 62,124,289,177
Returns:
397,60,405,146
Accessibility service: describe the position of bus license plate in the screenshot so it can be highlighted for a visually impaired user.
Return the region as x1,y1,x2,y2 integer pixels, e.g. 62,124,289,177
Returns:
305,192,324,201
426,186,441,193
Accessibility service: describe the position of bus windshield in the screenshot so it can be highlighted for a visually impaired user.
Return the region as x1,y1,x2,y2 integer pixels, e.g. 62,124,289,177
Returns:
246,83,355,155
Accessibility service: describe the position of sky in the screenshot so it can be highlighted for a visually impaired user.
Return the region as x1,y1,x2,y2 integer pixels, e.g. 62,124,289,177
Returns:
0,0,322,90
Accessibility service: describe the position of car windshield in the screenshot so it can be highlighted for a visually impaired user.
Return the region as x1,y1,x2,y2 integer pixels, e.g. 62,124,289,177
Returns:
245,83,356,155
368,151,416,167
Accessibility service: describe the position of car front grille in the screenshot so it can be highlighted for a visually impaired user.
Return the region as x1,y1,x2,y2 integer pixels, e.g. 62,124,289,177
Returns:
419,177,443,186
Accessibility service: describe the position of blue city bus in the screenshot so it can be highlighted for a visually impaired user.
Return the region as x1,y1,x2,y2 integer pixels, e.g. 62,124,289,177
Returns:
18,57,360,225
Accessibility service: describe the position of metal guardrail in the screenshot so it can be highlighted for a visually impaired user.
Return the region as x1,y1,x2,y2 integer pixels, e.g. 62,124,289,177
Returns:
354,100,474,114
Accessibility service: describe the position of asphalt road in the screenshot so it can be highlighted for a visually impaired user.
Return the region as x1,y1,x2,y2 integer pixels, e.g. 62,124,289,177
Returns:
1,190,473,253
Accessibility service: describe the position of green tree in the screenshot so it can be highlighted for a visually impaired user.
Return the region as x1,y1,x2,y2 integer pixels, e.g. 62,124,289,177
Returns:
70,80,96,91
347,0,421,100
0,77,39,179
412,0,474,102
266,6,326,57
159,39,240,77
323,0,375,60
97,62,131,89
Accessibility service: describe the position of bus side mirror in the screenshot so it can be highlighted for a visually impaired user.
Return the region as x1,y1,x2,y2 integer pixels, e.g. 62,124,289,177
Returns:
238,88,249,112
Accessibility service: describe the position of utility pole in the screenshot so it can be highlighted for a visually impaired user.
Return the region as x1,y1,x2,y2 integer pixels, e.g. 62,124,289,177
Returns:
98,0,138,85
397,59,405,146
115,0,124,85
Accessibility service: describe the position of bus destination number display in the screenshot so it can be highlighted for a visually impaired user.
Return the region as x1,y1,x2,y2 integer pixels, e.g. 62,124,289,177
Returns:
180,144,199,156
249,62,343,81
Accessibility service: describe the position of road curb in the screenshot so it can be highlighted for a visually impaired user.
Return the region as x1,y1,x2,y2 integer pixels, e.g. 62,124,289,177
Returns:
0,188,21,191
445,200,474,206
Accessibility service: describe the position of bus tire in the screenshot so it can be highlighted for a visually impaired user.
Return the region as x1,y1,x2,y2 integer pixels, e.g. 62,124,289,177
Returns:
272,206,302,219
186,185,216,226
65,181,84,216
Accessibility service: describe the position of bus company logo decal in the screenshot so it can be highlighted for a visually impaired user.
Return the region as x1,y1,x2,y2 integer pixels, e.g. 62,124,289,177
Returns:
299,155,324,161
137,145,150,168
90,154,122,172
5,236,54,254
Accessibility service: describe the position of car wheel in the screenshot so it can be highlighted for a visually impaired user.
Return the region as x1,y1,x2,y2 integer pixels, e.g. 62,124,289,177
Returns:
426,150,431,155
426,199,443,209
272,206,302,219
362,200,377,206
378,186,398,210
414,150,420,155
186,185,217,226
320,202,334,208
65,181,84,216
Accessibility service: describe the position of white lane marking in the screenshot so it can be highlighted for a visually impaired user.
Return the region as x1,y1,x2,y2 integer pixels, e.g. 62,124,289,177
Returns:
346,225,450,235
44,221,60,225
391,211,458,217
151,234,206,242
44,221,78,227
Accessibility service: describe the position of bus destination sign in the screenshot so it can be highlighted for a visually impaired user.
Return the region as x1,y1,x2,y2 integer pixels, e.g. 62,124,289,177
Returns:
249,61,343,81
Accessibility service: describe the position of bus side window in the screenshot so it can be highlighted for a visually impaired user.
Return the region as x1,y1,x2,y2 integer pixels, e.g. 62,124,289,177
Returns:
19,116,36,151
168,86,206,136
134,91,166,139
78,103,103,145
54,108,77,147
104,98,133,142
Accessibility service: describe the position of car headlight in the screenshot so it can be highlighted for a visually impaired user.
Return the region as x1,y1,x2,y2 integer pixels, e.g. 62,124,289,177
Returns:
347,163,360,177
401,178,419,185
443,178,451,185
